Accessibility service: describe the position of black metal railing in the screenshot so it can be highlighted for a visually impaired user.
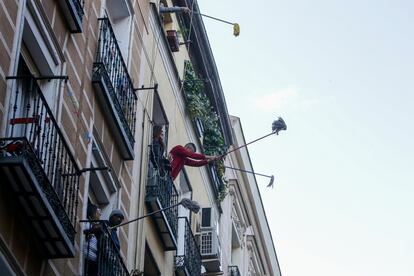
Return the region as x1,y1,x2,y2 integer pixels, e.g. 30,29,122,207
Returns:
229,266,241,276
71,0,85,19
93,17,137,145
146,164,179,239
84,223,129,276
58,0,85,33
176,217,202,276
2,76,80,242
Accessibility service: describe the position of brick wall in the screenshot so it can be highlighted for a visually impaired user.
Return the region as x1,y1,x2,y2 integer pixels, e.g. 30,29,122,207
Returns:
0,0,147,274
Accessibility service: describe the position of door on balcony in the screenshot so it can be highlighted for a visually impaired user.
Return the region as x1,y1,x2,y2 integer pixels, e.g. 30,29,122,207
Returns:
10,56,44,124
8,56,66,196
9,41,61,133
105,0,133,61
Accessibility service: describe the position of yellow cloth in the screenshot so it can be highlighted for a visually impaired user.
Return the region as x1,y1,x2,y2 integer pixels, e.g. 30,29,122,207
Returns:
233,23,240,37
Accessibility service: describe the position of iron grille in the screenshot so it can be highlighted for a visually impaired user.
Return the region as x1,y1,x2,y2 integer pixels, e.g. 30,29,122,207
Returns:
146,164,179,239
1,76,80,242
84,223,129,276
93,17,137,146
176,217,202,276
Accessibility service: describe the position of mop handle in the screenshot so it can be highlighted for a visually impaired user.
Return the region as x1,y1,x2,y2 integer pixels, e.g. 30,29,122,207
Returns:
223,166,273,178
221,131,275,158
192,11,235,25
110,202,181,230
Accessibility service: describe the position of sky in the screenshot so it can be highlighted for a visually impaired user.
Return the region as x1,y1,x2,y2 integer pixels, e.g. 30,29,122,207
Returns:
198,1,414,275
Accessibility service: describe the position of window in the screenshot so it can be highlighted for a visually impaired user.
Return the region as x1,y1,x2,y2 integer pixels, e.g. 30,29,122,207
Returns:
16,0,65,114
178,170,192,219
105,0,134,61
88,138,120,218
152,91,169,145
149,90,169,174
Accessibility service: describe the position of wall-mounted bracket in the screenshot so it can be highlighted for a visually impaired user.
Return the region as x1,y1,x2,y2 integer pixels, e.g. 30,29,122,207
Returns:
134,83,158,91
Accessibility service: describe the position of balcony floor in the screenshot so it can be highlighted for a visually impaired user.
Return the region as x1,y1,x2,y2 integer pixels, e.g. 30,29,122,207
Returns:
145,194,177,251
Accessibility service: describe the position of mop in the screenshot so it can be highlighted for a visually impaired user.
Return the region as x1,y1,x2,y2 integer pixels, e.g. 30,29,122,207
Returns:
217,117,287,188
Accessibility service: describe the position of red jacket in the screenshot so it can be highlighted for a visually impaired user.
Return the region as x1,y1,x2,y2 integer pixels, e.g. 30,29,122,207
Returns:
170,145,208,180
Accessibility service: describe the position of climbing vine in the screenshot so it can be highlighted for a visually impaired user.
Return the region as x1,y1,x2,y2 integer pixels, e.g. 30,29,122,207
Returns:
183,61,228,201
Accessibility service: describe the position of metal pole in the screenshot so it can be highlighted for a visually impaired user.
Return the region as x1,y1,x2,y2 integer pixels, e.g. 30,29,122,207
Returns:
110,202,181,229
222,131,276,157
224,165,273,179
194,12,235,25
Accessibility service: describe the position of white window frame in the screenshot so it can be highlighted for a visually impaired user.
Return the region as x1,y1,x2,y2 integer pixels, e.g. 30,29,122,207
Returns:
104,0,134,62
88,138,120,219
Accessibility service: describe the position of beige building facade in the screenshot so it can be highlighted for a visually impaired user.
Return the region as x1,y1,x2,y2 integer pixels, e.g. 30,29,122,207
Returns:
222,116,282,276
0,0,281,275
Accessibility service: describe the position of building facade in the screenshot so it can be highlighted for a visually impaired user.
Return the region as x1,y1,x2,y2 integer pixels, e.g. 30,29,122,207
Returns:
0,0,281,275
222,116,282,276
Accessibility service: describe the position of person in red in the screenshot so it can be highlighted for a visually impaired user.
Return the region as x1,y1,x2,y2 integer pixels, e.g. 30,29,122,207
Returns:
169,142,217,180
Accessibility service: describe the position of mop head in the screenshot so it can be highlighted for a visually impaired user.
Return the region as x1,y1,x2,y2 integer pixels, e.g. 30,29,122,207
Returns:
233,23,240,36
267,175,275,188
180,198,200,214
272,117,287,134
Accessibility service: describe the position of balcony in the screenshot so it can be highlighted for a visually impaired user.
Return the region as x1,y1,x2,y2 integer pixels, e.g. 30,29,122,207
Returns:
0,77,80,258
58,0,84,33
92,18,137,160
145,164,178,250
175,217,202,276
84,223,128,275
229,266,241,276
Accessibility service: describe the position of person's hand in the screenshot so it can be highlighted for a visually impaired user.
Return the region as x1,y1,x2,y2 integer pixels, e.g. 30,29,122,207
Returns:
182,7,191,13
205,156,215,162
206,155,221,162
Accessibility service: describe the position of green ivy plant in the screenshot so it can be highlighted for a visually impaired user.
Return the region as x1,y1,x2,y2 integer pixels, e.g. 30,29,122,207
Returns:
217,179,229,202
183,61,229,201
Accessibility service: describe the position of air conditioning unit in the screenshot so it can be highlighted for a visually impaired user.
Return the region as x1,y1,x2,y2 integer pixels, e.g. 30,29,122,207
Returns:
200,229,220,258
198,208,221,264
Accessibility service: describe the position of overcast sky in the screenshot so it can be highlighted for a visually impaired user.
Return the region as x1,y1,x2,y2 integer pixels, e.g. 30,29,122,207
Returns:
198,0,414,275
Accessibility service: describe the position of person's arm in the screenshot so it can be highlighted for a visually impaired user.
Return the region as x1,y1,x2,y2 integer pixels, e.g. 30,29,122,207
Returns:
185,159,208,167
83,223,102,235
173,145,206,160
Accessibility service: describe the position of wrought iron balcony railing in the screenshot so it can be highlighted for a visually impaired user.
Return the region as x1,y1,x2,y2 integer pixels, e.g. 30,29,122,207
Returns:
176,217,202,276
84,223,129,276
229,265,241,276
145,163,179,250
58,0,84,32
0,76,80,257
92,17,137,160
